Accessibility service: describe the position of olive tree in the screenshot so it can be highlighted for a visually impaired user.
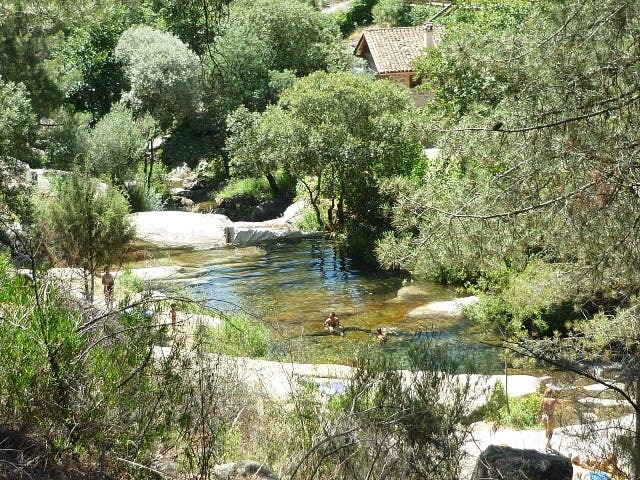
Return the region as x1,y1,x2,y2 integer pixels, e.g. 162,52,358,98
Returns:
115,25,203,188
115,25,203,130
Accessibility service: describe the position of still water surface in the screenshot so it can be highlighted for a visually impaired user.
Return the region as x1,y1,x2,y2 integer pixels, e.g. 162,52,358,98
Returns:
144,239,502,372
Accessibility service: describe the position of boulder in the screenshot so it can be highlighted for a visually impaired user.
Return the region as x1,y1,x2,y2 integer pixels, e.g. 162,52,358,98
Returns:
251,199,288,221
406,296,479,320
129,211,233,249
226,223,308,245
214,461,279,480
471,445,572,480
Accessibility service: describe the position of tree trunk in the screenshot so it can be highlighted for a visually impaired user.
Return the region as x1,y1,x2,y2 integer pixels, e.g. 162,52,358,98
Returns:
90,268,95,303
337,196,345,231
147,138,154,191
504,350,510,415
328,196,335,228
635,377,640,480
300,177,325,231
266,171,279,196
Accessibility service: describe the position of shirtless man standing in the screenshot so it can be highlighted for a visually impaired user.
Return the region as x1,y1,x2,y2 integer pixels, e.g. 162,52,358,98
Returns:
538,388,559,451
102,266,115,309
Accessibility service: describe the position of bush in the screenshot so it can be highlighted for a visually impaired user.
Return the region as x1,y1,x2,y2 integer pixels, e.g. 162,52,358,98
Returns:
293,206,325,232
409,4,441,25
0,252,191,473
372,0,411,26
289,341,477,479
334,0,378,35
123,181,166,212
219,177,272,201
199,314,273,358
482,381,542,429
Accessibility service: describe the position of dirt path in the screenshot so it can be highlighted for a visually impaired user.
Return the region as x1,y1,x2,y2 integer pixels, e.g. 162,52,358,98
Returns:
321,0,351,14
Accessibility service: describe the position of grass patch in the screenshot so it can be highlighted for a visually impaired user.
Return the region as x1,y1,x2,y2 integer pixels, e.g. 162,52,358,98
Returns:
218,177,272,201
293,206,325,232
197,313,272,358
481,381,542,429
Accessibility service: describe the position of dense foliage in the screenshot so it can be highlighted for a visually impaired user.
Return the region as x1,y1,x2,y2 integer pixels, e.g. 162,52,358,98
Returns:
227,71,423,235
378,0,640,329
3,0,640,475
38,173,135,300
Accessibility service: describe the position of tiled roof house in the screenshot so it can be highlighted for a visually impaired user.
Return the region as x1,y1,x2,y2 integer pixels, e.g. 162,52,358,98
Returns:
353,22,444,88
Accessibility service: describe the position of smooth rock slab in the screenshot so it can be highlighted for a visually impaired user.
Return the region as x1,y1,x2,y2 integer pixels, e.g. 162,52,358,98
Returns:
406,296,479,320
129,211,233,249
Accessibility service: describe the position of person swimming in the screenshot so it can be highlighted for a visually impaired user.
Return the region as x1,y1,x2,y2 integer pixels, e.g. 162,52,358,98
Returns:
376,327,388,344
324,312,340,332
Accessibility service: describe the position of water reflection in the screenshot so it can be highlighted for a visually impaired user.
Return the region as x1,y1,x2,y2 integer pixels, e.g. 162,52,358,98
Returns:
146,238,504,372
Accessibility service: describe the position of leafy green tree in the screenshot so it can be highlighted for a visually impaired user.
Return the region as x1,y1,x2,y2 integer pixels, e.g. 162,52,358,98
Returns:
0,76,37,221
227,71,423,231
207,0,345,118
52,4,133,121
86,103,146,186
39,109,90,171
39,173,135,301
372,0,411,27
381,0,640,298
413,0,538,118
0,2,64,116
379,0,640,470
115,25,203,131
150,0,232,57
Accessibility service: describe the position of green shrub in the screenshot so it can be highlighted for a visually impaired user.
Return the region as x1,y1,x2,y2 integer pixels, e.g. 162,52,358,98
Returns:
0,251,190,467
482,381,542,429
409,5,441,25
117,268,147,293
199,314,272,358
220,171,297,205
124,182,166,212
372,0,411,26
334,0,378,35
218,177,271,201
293,206,325,232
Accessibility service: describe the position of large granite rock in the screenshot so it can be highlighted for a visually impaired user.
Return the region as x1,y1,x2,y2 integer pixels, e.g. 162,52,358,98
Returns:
471,445,572,480
214,461,279,480
225,221,316,245
130,200,317,248
129,211,233,249
406,296,479,320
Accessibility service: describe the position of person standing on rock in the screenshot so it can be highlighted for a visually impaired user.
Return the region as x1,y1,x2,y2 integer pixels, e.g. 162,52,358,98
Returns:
102,266,115,310
170,303,178,327
538,387,560,452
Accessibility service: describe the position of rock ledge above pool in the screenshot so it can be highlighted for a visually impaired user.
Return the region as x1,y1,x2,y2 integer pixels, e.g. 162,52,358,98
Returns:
130,211,233,249
129,202,321,249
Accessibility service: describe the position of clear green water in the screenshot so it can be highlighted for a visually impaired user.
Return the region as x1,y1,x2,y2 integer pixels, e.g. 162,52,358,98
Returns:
134,238,503,372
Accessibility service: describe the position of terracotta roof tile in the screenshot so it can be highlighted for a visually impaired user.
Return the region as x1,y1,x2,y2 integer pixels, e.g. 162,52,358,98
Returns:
354,23,444,74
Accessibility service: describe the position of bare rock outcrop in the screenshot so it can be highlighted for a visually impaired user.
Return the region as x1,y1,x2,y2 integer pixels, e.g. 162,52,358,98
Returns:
214,461,279,480
471,445,572,480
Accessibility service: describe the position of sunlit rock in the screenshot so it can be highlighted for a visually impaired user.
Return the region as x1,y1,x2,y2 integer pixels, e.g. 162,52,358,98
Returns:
406,296,479,320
